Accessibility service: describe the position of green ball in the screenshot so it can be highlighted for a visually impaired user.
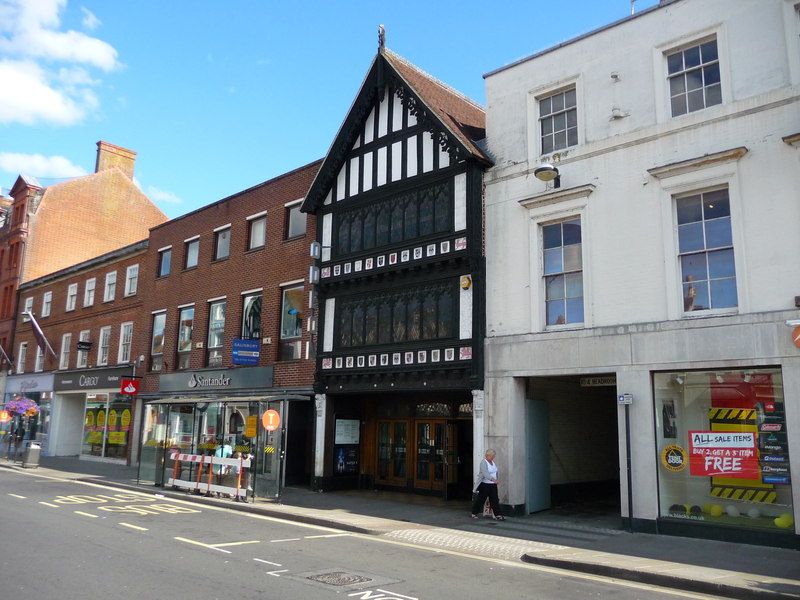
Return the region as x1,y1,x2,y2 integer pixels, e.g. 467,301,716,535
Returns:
703,503,723,517
774,514,794,529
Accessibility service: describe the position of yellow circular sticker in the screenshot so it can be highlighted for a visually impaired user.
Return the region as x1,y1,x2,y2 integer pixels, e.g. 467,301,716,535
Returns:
661,444,688,472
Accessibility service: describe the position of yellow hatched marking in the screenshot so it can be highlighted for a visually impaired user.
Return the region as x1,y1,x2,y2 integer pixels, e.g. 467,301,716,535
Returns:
765,492,777,503
731,489,744,500
720,488,732,499
74,510,98,518
742,490,755,501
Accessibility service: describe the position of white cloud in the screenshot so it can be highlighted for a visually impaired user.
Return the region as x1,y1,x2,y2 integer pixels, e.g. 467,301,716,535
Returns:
80,6,100,30
146,185,183,205
0,152,87,178
0,0,119,126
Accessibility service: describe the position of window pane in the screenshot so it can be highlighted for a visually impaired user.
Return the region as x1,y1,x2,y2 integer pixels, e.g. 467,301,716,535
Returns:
700,40,718,63
553,112,566,132
542,135,554,154
566,109,577,128
391,204,404,243
678,222,704,253
151,314,166,354
376,207,389,246
365,305,378,345
249,218,266,249
287,205,306,238
562,219,581,244
567,127,578,147
541,116,553,135
546,300,566,325
280,288,303,339
207,301,226,348
422,294,437,339
419,196,434,236
438,290,452,338
404,201,418,239
563,244,582,271
703,63,720,86
705,83,722,107
565,272,583,298
566,298,584,323
539,96,552,116
704,217,732,248
684,45,701,68
177,308,194,353
215,229,230,259
393,299,406,342
669,75,686,96
160,250,171,276
667,51,683,74
242,294,262,339
677,196,702,224
434,186,450,233
681,253,708,283
363,211,376,249
542,224,562,249
553,131,566,150
350,214,362,253
407,297,420,341
339,307,352,347
186,241,198,268
551,92,564,112
671,94,687,117
685,69,703,91
702,190,729,218
378,303,392,344
338,218,350,254
545,275,565,300
687,89,704,112
710,277,737,308
708,248,736,279
564,88,576,108
543,247,563,275
352,305,364,346
683,279,709,311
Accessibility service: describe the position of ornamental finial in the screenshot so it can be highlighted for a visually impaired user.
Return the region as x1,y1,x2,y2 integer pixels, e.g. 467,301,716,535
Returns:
378,24,385,50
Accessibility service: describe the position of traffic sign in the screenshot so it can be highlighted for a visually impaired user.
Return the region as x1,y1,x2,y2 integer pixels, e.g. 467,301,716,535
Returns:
261,409,280,432
0,410,10,423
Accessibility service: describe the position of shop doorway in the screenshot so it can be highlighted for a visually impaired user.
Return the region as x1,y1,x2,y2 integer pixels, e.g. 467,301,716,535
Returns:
526,375,620,516
284,400,312,486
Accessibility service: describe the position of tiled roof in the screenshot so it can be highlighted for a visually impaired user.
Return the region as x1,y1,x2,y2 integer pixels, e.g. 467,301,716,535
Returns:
383,49,489,163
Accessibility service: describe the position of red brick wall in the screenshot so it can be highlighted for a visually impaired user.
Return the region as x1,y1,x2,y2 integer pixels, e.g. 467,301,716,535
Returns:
134,160,321,394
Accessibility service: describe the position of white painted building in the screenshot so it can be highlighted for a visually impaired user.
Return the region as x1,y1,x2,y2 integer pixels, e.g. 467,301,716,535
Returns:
483,0,800,546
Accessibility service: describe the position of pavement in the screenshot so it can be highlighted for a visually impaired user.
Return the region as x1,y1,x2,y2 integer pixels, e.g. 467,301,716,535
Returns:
2,455,799,599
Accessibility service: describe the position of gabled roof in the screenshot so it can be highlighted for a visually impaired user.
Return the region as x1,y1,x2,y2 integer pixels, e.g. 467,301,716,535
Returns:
302,48,491,213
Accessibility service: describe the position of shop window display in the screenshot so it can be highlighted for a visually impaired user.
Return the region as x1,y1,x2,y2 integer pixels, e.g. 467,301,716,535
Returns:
654,369,794,532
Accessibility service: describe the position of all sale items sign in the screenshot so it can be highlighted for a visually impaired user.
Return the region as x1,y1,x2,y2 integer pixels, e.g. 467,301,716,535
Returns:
688,431,759,479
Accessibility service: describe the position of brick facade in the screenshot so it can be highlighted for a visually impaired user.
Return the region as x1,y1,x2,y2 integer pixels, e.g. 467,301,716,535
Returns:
134,159,321,395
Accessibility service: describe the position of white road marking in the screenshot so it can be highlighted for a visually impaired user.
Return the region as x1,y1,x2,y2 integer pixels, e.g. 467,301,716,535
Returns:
74,510,99,518
269,537,301,543
266,569,288,577
211,540,260,548
174,536,232,554
376,590,418,600
253,558,282,567
38,501,59,508
304,533,351,539
8,493,26,499
119,522,149,531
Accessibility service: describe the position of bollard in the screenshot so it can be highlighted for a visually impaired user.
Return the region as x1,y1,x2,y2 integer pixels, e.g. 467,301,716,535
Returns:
22,442,41,469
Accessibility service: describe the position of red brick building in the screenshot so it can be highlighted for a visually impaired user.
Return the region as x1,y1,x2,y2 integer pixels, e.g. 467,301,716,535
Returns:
134,160,320,493
0,141,167,371
7,241,148,461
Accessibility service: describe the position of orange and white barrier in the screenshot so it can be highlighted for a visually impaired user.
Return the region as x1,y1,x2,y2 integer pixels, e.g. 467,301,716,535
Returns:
168,451,252,498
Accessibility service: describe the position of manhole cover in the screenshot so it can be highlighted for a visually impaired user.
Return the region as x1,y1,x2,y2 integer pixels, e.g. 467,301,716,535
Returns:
306,571,373,586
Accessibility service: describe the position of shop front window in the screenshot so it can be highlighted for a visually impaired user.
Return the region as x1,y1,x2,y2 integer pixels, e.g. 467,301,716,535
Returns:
654,368,793,533
81,394,132,459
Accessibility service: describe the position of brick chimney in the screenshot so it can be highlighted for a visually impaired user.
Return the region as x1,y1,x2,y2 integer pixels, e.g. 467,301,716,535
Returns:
95,141,137,179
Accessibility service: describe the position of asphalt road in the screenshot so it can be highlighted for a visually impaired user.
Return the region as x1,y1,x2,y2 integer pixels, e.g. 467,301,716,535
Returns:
0,468,721,600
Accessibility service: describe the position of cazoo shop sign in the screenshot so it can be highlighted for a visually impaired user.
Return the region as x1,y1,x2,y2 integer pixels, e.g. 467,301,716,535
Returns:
54,367,130,391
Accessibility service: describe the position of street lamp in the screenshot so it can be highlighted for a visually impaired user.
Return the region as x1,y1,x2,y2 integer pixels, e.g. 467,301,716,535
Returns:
534,163,561,189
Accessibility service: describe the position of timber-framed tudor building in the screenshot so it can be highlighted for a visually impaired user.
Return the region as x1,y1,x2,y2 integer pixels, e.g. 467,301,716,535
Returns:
302,46,492,498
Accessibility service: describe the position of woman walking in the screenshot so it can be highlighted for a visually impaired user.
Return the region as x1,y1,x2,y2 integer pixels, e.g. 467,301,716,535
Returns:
471,448,505,520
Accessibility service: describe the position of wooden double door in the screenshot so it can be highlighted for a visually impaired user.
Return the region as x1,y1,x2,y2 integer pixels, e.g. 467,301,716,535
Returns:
376,418,458,495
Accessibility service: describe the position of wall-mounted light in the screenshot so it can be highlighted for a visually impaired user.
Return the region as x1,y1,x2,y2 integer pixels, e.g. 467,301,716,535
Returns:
534,163,561,189
460,275,472,290
715,374,725,384
674,375,684,385
309,241,321,259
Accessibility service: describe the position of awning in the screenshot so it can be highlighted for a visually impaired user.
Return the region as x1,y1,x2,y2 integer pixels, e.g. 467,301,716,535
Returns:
145,393,311,405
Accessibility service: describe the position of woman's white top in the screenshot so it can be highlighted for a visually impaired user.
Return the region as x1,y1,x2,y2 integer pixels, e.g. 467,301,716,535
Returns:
479,459,498,485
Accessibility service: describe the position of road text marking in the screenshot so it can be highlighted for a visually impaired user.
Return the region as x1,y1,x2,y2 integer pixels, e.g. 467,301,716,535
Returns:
8,493,26,499
119,522,149,531
253,558,282,567
175,536,232,554
266,569,288,577
74,511,99,518
38,501,59,508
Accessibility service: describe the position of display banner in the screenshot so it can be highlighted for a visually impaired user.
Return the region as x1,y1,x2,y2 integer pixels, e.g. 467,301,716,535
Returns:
688,430,759,479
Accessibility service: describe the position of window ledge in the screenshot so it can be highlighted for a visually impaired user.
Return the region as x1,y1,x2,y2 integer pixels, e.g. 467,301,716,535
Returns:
544,323,585,333
245,246,265,255
783,132,800,147
518,184,595,209
211,257,230,264
682,308,738,319
647,147,748,180
183,265,198,272
284,234,307,243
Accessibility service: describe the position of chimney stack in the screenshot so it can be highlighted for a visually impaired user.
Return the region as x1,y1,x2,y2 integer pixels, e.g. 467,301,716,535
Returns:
95,141,137,179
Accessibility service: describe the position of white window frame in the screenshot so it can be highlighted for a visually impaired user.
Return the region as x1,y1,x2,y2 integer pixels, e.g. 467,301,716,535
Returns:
653,158,748,320
76,330,90,368
59,333,72,370
34,345,44,372
285,199,306,239
213,225,231,260
527,75,583,162
247,212,267,250
125,264,139,296
16,341,27,373
653,27,730,124
104,271,117,302
97,326,111,366
84,277,96,307
118,322,133,364
41,291,52,317
541,216,584,328
66,283,78,311
157,246,172,277
524,191,592,333
184,236,200,269
23,297,33,321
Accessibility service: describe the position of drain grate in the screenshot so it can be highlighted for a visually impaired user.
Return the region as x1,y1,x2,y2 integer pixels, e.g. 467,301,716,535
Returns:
306,571,373,587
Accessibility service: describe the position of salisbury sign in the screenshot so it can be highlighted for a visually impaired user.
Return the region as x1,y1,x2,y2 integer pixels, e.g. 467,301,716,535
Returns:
158,366,273,393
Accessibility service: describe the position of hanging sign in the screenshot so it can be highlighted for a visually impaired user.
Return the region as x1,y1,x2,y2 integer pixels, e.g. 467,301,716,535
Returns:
120,378,140,395
688,431,759,479
0,410,10,423
261,409,280,432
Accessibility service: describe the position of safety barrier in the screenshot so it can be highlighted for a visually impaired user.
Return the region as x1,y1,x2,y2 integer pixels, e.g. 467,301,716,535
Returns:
167,452,252,499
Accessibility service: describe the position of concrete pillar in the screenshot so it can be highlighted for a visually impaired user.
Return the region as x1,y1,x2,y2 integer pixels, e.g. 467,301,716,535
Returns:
781,356,800,535
485,375,527,509
313,393,327,478
471,389,485,488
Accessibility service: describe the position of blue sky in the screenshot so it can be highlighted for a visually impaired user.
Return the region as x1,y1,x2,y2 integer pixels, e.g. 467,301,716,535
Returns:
0,0,658,218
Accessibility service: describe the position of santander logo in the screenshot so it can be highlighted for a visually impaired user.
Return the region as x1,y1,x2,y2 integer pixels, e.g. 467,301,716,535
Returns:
123,382,137,394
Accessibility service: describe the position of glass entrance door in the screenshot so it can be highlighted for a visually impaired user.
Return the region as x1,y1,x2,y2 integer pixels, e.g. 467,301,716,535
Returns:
414,420,459,494
377,420,408,485
81,395,108,457
254,400,285,498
